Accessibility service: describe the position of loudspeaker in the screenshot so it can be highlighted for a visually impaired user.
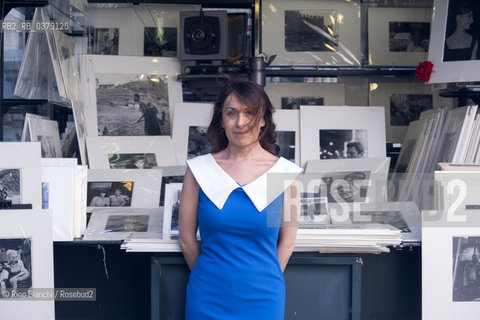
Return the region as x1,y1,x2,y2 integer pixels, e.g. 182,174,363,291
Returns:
180,10,228,61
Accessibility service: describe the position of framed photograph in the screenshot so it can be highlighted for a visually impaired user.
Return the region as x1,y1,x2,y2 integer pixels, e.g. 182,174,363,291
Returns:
305,157,390,204
159,165,186,207
171,103,213,163
27,117,62,158
262,0,361,66
265,82,346,109
299,106,386,167
273,110,300,165
87,168,162,212
0,210,54,318
0,142,41,209
87,4,199,57
369,82,455,142
83,207,163,241
428,0,480,83
82,55,182,137
368,7,432,66
144,27,177,57
92,28,119,55
163,182,182,239
86,136,178,169
423,220,480,319
327,201,421,242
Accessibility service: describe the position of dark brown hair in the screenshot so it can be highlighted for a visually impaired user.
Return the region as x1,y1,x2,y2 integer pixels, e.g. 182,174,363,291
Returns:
207,75,277,154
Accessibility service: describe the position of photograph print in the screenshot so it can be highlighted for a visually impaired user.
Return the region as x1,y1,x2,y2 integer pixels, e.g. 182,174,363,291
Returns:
87,181,133,208
37,135,62,158
275,131,296,162
96,73,171,136
104,215,149,232
92,28,119,55
443,1,480,61
0,238,32,290
352,210,410,232
0,169,20,206
299,194,329,226
389,21,430,52
281,96,324,109
108,153,158,169
323,171,370,203
144,27,177,57
319,129,367,159
187,126,212,159
160,176,184,206
390,94,433,126
285,10,339,52
452,236,480,302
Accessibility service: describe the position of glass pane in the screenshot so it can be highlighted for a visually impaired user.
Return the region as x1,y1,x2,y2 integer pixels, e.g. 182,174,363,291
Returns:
2,104,49,141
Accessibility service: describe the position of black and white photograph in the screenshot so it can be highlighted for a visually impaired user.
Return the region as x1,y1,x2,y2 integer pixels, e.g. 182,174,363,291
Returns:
87,181,133,207
144,27,177,57
163,183,182,238
299,194,329,226
389,22,430,52
37,135,61,158
96,73,171,136
93,28,119,55
353,210,410,232
0,169,20,205
322,171,370,203
284,10,339,52
452,236,480,302
319,129,368,159
104,215,149,232
443,1,480,62
281,96,324,109
108,153,158,169
187,126,212,159
0,238,32,290
390,94,433,126
275,131,296,162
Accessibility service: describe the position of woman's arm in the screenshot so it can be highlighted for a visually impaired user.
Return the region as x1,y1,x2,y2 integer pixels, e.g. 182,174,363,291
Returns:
471,39,479,60
12,261,29,280
179,167,201,271
277,179,301,272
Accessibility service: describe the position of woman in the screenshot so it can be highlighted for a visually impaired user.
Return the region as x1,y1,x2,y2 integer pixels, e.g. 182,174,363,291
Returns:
5,250,29,289
179,78,303,319
444,2,479,61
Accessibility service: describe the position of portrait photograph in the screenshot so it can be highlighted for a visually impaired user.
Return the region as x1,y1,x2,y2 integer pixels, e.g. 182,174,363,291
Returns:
104,214,149,232
108,153,158,169
0,169,21,205
0,238,32,289
93,28,119,55
443,1,480,62
452,236,480,302
319,129,368,159
87,181,133,208
390,93,433,126
187,126,212,159
281,96,324,109
275,131,296,162
389,22,430,52
144,27,177,57
322,171,370,204
284,10,339,52
96,73,171,136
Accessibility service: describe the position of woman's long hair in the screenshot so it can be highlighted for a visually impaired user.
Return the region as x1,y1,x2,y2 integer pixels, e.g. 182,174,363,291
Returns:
206,75,277,154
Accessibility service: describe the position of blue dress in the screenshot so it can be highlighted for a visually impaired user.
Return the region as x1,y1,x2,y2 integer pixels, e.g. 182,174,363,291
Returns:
185,154,303,320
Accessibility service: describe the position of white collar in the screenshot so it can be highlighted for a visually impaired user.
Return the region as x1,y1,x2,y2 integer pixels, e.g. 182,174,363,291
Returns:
187,153,303,212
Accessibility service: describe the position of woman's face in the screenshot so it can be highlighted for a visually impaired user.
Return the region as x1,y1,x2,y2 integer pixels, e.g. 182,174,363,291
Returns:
8,252,18,263
134,159,145,168
221,94,265,148
457,11,474,30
